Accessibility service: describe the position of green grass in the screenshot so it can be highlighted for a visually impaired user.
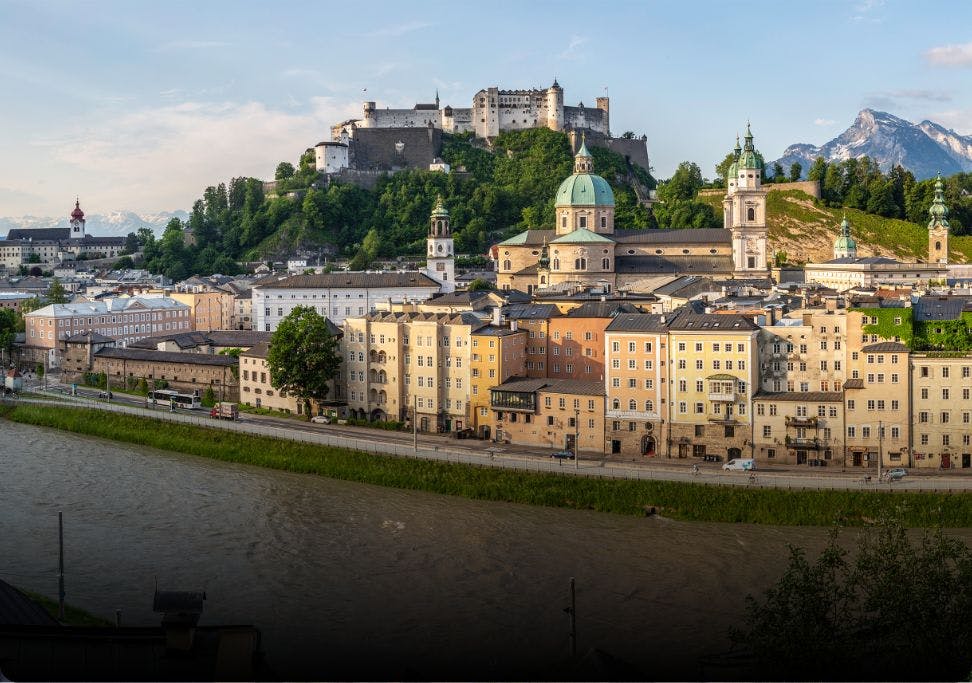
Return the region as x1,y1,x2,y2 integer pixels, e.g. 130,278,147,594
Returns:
3,403,970,527
21,589,112,626
696,189,972,262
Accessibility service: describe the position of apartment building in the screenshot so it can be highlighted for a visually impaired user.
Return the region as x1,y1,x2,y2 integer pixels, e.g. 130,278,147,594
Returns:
752,392,844,466
603,313,670,457
759,306,848,394
469,325,527,439
170,291,235,332
505,303,560,378
489,378,605,453
667,313,760,460
546,302,640,381
843,342,910,468
910,354,972,470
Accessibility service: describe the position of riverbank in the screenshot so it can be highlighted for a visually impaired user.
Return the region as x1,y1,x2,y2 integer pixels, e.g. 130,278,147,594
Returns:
3,403,969,526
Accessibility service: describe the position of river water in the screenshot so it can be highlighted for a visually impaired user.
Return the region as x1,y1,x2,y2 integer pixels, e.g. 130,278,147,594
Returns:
3,421,968,680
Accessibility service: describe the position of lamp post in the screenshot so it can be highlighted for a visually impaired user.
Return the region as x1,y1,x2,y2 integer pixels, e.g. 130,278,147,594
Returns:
574,408,579,471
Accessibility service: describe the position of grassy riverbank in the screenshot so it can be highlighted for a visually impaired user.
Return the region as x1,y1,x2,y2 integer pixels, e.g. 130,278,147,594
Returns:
22,589,112,626
3,403,970,527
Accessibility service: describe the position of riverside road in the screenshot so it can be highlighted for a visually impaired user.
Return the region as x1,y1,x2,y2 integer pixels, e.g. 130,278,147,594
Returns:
12,381,972,492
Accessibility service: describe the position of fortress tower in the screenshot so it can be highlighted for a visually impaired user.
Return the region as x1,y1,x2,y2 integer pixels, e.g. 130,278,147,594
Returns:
546,79,564,131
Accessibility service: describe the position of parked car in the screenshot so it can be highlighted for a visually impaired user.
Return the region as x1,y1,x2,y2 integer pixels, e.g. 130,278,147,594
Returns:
886,467,907,481
310,415,330,424
98,391,113,399
551,450,575,460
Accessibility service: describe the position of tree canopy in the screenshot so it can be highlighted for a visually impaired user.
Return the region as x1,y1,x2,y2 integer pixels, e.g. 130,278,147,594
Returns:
266,306,342,416
47,278,68,304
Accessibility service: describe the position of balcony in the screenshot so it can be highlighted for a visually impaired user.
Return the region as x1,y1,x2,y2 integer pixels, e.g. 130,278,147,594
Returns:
707,413,739,424
786,436,821,449
785,416,818,428
707,391,738,403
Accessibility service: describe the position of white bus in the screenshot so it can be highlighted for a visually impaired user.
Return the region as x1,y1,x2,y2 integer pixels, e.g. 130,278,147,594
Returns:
148,389,202,409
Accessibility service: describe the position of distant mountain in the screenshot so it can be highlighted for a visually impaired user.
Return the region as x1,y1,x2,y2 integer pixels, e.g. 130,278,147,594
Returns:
773,109,972,180
0,210,189,240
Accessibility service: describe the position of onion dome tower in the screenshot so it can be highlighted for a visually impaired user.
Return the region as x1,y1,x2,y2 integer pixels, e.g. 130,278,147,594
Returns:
554,134,615,236
425,194,455,293
833,215,858,259
928,173,950,265
69,198,86,239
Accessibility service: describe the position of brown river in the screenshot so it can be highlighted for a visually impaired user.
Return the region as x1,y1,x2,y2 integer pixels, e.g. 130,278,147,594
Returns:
2,421,969,679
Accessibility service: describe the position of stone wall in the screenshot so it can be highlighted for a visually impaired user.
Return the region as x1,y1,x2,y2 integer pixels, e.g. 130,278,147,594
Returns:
699,180,820,199
350,127,442,172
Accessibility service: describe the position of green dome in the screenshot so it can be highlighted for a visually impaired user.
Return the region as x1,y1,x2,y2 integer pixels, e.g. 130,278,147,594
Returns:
555,173,615,207
834,235,857,250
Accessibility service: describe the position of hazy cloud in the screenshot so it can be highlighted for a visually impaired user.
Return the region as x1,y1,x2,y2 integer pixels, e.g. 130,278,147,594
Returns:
925,42,972,67
558,35,588,61
864,89,953,111
360,21,433,38
851,0,885,22
814,118,836,126
155,40,232,51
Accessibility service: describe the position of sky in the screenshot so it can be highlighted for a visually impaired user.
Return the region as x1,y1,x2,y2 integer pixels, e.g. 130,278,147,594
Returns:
1,0,971,217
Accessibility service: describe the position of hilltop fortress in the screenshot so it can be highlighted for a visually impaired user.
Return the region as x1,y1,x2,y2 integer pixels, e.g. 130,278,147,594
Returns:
311,81,650,182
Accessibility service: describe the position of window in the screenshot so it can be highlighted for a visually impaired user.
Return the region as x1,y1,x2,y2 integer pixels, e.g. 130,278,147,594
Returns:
762,425,771,438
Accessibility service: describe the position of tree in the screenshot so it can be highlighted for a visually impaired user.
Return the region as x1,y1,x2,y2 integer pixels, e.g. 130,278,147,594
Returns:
202,386,216,407
47,278,68,304
715,152,737,186
0,308,16,355
122,232,140,255
26,253,41,264
732,520,972,681
772,162,786,183
112,256,135,270
621,131,637,139
788,162,802,182
275,162,295,181
658,161,704,203
267,306,342,417
467,278,495,291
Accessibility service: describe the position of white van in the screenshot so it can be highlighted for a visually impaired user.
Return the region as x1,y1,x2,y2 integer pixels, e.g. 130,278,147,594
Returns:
723,458,756,471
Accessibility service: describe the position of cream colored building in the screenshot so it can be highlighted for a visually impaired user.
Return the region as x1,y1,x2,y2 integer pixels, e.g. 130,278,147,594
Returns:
759,306,848,394
752,392,844,466
667,313,760,460
843,341,910,468
910,353,972,471
603,313,671,457
469,325,527,439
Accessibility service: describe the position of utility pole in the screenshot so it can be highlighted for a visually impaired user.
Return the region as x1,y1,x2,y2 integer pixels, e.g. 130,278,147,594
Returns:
413,393,418,455
565,577,577,658
877,419,883,482
574,409,579,470
57,512,65,620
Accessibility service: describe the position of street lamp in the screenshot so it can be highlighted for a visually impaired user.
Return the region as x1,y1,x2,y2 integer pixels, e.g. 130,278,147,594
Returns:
574,408,579,470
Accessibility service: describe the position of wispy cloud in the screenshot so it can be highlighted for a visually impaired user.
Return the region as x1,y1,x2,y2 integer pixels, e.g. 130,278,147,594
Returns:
155,40,232,51
925,42,972,67
558,35,588,61
360,21,433,38
863,88,953,111
851,0,885,22
814,118,836,126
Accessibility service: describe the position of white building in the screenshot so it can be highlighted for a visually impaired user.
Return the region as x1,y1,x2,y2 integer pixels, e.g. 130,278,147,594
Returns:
252,272,441,332
424,195,455,294
723,126,769,277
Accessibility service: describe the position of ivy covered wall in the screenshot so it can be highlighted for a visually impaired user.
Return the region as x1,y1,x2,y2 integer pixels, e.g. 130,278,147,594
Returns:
854,306,972,351
855,307,914,348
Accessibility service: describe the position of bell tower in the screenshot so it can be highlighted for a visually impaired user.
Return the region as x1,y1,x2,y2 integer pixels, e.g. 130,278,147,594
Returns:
425,195,455,293
724,123,768,277
69,198,86,239
928,172,950,265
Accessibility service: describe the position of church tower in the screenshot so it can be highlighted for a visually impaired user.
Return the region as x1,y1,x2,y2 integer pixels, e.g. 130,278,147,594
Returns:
833,215,858,259
425,195,455,293
723,124,768,277
928,172,950,265
536,238,550,290
69,198,86,239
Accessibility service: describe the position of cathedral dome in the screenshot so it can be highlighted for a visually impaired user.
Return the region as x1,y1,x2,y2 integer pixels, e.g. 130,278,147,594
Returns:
555,173,615,207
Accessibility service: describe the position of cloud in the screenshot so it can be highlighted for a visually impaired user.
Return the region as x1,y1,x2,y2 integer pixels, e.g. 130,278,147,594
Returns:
360,21,433,38
926,109,972,135
558,35,589,61
36,97,360,213
155,40,232,51
851,0,884,22
863,89,953,111
814,118,836,126
925,42,972,67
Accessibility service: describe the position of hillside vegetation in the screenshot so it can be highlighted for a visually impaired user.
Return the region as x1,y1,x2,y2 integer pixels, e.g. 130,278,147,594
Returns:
696,189,972,263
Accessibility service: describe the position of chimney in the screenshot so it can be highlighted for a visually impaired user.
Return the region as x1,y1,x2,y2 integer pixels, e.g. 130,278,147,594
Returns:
510,319,518,332
492,307,501,326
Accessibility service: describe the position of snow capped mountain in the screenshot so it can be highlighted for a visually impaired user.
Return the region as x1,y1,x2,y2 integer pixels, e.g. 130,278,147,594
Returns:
0,210,188,239
773,109,972,180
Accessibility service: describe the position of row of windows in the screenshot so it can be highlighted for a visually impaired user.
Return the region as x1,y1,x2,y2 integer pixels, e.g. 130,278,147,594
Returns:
677,342,747,353
677,402,747,415
677,359,747,370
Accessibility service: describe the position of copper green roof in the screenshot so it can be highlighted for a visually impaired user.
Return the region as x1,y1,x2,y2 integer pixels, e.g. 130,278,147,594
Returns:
835,215,856,250
737,122,762,170
927,172,950,229
549,228,615,244
431,194,449,217
576,140,592,158
555,173,615,207
497,229,554,246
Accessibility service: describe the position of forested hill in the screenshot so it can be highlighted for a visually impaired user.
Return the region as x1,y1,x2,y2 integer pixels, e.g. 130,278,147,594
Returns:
143,128,656,280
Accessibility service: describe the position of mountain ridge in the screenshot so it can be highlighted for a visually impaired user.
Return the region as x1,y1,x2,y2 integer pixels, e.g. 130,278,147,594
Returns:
773,109,972,179
0,210,189,239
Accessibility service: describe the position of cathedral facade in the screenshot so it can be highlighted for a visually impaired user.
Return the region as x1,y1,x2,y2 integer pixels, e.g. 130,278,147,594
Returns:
495,129,769,293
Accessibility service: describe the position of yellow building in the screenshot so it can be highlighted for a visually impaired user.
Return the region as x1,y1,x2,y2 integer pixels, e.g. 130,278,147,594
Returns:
667,312,760,460
469,325,527,439
489,378,605,454
603,313,671,457
752,392,844,466
843,341,910,468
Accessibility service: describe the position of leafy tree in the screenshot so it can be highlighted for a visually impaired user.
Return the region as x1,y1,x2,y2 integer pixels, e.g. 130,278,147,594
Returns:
771,162,786,183
732,520,972,681
136,227,155,246
35,363,44,377
202,386,216,407
788,162,802,182
658,161,704,203
807,157,827,183
274,162,295,180
218,347,243,358
26,253,41,264
866,177,898,217
112,256,135,270
47,278,68,304
620,131,637,139
122,232,140,255
715,152,736,186
466,278,494,291
0,308,16,354
267,306,342,417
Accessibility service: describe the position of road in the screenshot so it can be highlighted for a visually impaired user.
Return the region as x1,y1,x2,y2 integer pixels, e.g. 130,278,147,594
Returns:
12,379,972,492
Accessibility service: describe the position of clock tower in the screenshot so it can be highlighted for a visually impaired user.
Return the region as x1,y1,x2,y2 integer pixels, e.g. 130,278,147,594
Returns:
927,173,950,265
425,195,455,293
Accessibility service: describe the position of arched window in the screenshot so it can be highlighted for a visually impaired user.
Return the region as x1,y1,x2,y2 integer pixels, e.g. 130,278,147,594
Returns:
612,398,620,410
600,216,607,229
575,257,587,270
502,259,511,271
936,241,942,251
553,258,560,270
540,275,546,284
645,400,654,412
602,258,610,270
561,215,567,228
628,399,637,410
747,207,756,221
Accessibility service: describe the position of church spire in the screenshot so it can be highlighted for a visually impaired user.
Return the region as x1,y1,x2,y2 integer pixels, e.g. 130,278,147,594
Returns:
928,172,950,229
573,132,594,173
